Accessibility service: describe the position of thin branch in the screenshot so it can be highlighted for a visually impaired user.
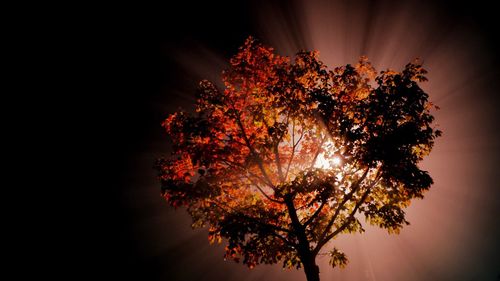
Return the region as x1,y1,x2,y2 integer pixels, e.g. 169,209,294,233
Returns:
210,199,291,235
284,122,304,181
216,198,296,248
262,117,285,182
283,119,295,181
270,231,298,249
220,159,276,191
314,168,369,246
243,173,285,204
274,144,284,182
277,112,290,144
212,133,247,147
232,106,275,188
313,170,382,255
303,198,327,227
309,134,327,169
301,167,353,227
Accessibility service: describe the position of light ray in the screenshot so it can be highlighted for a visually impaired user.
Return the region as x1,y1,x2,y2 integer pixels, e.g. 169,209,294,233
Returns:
130,1,500,280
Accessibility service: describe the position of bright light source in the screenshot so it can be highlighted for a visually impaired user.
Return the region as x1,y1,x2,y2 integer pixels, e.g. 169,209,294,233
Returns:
332,156,341,166
314,149,342,169
314,153,330,169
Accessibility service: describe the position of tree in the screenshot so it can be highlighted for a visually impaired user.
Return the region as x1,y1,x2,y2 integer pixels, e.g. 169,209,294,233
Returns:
156,37,441,281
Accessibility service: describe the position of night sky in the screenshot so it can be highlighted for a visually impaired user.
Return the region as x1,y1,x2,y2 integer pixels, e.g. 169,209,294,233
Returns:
88,1,500,280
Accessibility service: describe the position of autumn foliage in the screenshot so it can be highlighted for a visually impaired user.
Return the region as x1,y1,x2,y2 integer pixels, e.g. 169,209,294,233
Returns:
157,37,441,281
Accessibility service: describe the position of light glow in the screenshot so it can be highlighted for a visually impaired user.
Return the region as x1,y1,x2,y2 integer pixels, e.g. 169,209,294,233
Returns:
314,141,342,169
146,1,500,280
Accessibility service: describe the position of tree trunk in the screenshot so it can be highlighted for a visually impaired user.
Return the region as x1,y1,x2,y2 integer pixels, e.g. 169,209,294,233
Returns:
283,195,321,281
302,255,320,281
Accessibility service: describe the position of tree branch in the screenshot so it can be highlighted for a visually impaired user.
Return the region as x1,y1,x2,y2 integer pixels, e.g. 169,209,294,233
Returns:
270,231,298,249
243,173,285,204
309,134,327,169
220,159,283,204
303,198,327,227
232,107,275,188
314,168,369,247
284,121,304,181
210,200,291,235
313,170,382,255
262,117,285,182
301,172,351,227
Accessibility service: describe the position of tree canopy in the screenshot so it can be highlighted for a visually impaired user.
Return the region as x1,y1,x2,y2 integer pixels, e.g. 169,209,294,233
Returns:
157,37,441,281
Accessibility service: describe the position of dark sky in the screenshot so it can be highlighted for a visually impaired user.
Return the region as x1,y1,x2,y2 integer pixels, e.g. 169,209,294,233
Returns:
84,1,500,280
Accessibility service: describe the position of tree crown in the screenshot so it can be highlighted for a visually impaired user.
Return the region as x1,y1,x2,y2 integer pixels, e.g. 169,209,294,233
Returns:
157,37,441,271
